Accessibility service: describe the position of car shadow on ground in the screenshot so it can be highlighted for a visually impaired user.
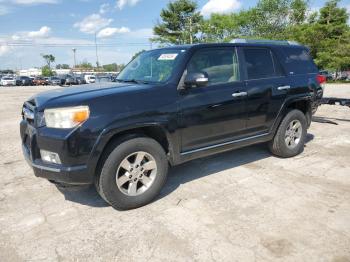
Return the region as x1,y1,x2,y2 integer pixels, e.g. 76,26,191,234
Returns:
58,134,314,208
313,116,350,124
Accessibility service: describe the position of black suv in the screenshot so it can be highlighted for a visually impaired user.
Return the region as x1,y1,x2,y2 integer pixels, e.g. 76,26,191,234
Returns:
20,40,325,210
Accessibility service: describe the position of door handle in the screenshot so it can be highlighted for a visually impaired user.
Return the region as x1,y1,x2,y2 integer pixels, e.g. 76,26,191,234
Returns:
232,92,248,98
277,85,291,91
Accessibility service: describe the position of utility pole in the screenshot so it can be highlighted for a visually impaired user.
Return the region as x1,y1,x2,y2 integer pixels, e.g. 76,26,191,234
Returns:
94,33,100,70
72,48,77,69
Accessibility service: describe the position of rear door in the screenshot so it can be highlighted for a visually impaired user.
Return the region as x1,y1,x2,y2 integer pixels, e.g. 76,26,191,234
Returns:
240,47,289,135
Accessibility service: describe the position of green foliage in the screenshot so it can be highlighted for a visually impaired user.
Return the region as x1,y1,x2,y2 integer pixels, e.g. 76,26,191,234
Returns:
132,50,146,60
41,54,55,69
77,61,94,69
41,66,54,77
102,63,125,72
152,0,203,44
152,0,350,71
56,64,70,69
287,0,350,70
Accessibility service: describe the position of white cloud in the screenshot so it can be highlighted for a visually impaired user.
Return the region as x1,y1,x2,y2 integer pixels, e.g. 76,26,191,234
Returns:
11,0,58,5
99,3,109,14
74,14,113,34
0,5,10,15
11,26,51,40
27,26,51,38
346,4,350,14
116,0,140,10
201,0,241,17
97,27,130,38
0,44,11,56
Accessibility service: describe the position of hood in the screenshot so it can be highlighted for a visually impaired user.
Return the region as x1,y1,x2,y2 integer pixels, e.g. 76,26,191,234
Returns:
30,82,149,109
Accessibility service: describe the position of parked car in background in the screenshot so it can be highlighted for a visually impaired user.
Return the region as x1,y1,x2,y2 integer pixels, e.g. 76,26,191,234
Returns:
48,77,62,86
319,70,334,81
1,76,16,86
96,76,113,83
16,76,33,86
33,77,47,86
84,74,96,84
64,75,79,85
75,76,86,85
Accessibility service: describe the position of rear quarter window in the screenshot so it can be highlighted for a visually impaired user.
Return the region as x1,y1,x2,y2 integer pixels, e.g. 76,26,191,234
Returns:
281,47,318,75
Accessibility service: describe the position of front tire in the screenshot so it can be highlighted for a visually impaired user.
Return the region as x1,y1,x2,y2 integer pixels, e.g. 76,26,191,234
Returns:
269,109,307,158
96,137,168,210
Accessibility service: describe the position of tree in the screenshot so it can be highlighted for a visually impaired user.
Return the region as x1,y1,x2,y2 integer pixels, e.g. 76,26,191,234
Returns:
152,0,203,45
41,66,54,77
132,50,146,60
41,54,55,69
290,0,308,25
102,63,125,72
199,0,310,42
287,0,350,71
77,61,94,70
56,64,70,69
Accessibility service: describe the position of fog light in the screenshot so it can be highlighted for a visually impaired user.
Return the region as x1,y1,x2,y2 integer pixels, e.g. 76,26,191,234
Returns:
40,150,61,164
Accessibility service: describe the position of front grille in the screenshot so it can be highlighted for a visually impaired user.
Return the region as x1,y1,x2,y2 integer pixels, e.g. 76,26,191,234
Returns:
22,100,36,126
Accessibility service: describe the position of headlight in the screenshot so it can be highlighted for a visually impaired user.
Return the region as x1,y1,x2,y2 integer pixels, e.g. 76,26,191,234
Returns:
44,106,90,129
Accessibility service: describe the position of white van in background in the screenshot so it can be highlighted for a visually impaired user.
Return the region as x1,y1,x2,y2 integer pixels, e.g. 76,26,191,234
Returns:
84,75,96,84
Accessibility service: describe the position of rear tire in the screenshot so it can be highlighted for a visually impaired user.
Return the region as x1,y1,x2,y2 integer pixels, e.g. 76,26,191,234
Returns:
269,109,307,158
96,137,168,210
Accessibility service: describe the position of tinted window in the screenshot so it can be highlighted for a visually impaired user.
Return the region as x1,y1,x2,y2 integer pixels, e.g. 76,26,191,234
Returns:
243,48,275,80
187,48,240,86
281,47,317,74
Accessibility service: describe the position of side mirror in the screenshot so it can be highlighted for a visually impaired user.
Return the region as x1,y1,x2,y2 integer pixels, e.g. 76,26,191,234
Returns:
184,72,209,88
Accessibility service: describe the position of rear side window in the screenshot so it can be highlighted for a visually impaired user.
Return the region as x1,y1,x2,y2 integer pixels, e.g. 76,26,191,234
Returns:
243,48,279,80
281,47,317,75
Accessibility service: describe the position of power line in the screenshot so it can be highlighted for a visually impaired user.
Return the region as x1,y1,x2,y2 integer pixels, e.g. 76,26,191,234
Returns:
2,42,151,47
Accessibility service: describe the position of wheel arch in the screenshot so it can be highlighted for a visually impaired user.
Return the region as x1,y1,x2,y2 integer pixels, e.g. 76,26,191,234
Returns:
271,96,312,136
92,123,176,182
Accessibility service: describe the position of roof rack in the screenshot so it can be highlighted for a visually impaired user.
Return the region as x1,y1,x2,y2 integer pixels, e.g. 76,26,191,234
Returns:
230,39,300,46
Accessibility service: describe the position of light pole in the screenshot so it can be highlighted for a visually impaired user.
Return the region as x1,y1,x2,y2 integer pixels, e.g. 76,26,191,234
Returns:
72,48,77,69
94,33,100,70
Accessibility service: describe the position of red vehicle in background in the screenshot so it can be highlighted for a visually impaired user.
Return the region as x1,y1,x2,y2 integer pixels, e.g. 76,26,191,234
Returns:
32,77,47,86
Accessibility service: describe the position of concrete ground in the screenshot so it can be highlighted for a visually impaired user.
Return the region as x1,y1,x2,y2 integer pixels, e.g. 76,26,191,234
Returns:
0,84,350,262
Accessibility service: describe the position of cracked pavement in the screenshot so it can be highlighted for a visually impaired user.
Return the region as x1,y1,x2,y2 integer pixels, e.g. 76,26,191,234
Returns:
0,84,350,261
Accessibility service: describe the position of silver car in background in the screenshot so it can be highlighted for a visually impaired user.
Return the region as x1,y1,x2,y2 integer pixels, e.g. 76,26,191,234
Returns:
1,76,16,86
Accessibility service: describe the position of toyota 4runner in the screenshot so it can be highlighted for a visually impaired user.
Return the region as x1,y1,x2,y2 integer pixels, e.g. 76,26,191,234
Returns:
21,40,325,210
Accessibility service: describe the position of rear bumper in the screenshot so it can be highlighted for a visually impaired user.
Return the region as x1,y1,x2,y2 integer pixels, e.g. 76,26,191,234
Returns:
22,144,92,185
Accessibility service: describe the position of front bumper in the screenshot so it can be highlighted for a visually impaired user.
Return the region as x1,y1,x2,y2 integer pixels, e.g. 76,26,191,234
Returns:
20,119,95,186
22,145,90,185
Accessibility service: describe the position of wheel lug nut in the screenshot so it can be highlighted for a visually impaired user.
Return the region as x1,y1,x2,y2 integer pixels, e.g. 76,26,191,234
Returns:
129,175,132,179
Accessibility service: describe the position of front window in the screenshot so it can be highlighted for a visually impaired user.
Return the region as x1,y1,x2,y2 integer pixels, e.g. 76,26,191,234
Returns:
117,49,186,84
186,48,240,86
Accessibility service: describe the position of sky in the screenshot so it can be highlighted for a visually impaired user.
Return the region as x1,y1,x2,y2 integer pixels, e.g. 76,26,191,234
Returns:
0,0,349,70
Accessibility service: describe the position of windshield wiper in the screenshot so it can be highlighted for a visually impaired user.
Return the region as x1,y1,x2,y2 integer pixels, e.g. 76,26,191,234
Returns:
116,79,150,84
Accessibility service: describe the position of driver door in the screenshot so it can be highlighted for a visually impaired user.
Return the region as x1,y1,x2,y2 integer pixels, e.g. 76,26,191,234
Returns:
179,47,247,153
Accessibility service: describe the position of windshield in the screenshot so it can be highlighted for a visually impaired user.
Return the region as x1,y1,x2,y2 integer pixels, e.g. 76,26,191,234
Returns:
117,49,186,83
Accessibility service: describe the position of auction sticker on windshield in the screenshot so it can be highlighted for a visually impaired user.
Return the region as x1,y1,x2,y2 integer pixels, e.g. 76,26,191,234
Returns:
158,54,178,60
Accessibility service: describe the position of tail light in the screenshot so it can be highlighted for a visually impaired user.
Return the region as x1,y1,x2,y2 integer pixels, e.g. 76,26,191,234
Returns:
316,74,327,85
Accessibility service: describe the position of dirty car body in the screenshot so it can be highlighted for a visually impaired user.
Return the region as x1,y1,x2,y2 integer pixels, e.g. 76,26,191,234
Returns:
20,41,324,209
